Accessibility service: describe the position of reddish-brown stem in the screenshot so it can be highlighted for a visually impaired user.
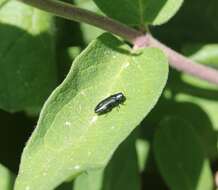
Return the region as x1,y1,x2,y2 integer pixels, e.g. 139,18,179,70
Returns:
18,0,218,86
134,34,218,85
18,0,142,42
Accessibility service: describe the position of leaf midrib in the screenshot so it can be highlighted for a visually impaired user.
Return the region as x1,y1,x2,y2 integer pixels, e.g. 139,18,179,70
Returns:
43,53,132,155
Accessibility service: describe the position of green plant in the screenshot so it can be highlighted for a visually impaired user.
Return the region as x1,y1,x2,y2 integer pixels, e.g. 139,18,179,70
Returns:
0,0,218,189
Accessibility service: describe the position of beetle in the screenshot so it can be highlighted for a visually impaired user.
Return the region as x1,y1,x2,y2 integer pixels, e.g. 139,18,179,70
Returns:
94,92,126,115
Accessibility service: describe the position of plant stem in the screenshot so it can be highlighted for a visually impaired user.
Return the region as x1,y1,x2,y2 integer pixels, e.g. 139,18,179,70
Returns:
18,0,218,86
18,0,142,42
134,34,218,85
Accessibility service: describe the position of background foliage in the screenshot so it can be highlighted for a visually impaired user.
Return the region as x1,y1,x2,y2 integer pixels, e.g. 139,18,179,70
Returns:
0,0,218,189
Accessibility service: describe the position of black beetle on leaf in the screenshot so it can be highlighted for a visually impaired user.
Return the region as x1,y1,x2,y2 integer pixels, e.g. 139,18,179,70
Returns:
94,92,126,115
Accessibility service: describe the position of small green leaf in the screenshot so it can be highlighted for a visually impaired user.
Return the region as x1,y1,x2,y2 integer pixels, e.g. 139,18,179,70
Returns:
0,0,57,113
136,138,150,172
67,46,82,61
93,0,183,26
74,132,140,190
154,117,214,190
0,164,15,190
15,33,168,190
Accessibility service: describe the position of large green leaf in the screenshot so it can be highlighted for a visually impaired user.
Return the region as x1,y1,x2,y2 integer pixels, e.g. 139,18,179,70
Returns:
74,132,140,190
93,0,183,26
0,0,57,113
146,99,218,160
154,117,213,190
15,33,168,190
0,164,15,190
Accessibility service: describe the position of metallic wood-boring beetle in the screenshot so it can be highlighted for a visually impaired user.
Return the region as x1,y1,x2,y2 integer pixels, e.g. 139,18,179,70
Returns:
94,92,126,115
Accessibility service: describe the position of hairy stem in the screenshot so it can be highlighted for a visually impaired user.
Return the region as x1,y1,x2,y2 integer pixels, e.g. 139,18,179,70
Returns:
18,0,218,86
